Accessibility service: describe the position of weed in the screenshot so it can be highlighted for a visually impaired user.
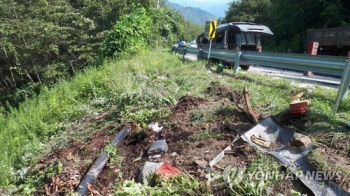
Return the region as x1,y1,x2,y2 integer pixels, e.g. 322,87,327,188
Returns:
215,105,238,116
108,171,113,178
104,142,117,159
191,107,216,123
115,175,210,196
84,159,93,165
191,128,223,140
122,108,165,127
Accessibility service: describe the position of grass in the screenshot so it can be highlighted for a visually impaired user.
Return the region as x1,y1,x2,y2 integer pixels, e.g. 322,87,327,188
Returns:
114,175,210,196
190,128,224,140
1,48,350,194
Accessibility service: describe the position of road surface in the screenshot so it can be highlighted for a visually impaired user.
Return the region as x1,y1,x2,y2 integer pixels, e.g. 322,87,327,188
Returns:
248,65,340,89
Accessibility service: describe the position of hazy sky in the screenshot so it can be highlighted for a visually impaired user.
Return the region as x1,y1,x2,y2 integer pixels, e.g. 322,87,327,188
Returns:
169,0,231,6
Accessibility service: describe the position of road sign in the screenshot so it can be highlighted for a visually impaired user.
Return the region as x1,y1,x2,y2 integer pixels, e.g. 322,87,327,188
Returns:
204,20,217,39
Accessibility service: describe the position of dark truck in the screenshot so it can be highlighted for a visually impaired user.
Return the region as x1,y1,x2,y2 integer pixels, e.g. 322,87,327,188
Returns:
197,22,273,70
306,27,350,56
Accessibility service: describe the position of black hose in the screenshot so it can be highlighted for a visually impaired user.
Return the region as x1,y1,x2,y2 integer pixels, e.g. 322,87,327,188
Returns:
75,127,131,195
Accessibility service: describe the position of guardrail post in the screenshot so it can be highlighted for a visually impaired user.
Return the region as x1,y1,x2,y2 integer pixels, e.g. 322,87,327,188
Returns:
233,52,242,74
334,55,350,113
182,47,187,63
198,48,203,61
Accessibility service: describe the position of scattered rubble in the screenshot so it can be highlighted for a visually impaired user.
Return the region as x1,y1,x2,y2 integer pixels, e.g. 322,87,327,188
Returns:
289,91,311,114
148,140,168,158
290,133,312,147
148,122,163,133
30,83,349,195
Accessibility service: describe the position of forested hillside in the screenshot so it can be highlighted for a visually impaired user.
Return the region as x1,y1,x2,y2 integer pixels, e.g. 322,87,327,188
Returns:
0,0,196,109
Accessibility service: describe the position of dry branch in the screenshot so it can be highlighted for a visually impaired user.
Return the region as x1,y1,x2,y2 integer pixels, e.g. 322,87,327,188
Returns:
243,87,258,123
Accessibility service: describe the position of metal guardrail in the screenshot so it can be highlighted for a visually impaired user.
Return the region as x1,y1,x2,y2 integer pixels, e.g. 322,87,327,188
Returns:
176,47,350,113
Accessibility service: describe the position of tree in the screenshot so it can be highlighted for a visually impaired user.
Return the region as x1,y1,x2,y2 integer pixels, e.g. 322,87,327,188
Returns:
224,0,272,24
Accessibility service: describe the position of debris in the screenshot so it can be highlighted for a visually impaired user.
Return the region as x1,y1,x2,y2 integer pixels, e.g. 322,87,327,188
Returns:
75,127,131,196
148,122,163,133
290,91,304,102
290,133,311,147
194,160,208,168
289,91,311,114
148,140,168,158
346,122,350,130
171,152,177,156
289,100,310,114
209,146,232,167
132,151,144,163
176,165,196,181
251,134,271,148
209,134,239,167
154,163,182,181
303,71,314,77
305,89,313,95
138,161,164,183
241,117,350,196
243,87,259,123
224,150,235,155
194,160,210,174
217,63,224,74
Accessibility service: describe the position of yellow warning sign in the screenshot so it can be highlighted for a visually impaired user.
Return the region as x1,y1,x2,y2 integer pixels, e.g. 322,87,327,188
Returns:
209,20,217,39
204,20,217,39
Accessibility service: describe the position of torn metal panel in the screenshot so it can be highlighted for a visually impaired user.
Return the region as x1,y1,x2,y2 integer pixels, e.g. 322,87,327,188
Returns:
241,116,350,196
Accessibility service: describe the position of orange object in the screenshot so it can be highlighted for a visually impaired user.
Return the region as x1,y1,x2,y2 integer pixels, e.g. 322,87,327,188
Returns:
155,163,182,181
289,101,310,114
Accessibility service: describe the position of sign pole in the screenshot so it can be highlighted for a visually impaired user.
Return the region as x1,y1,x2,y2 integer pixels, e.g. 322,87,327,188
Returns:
207,39,212,63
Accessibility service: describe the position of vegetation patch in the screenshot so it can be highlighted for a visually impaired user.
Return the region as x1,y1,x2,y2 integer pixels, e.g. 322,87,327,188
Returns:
1,50,350,195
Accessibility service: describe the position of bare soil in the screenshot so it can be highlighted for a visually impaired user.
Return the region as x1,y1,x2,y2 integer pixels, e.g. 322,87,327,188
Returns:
31,83,350,196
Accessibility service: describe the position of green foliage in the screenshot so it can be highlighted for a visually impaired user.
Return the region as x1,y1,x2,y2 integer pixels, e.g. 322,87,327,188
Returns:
191,106,217,123
224,0,350,52
123,108,165,126
18,162,63,196
224,0,273,24
0,0,101,89
102,7,151,57
191,128,224,140
216,105,238,117
115,175,209,196
104,142,117,158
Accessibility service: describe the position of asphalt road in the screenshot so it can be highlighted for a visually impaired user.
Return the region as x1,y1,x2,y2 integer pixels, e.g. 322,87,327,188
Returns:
247,65,340,89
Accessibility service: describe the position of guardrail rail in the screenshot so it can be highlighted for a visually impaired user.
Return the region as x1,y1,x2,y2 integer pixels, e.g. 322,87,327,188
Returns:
173,46,350,113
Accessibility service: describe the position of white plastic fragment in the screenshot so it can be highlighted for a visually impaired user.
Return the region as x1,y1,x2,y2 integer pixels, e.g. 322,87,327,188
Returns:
209,146,232,167
148,122,163,133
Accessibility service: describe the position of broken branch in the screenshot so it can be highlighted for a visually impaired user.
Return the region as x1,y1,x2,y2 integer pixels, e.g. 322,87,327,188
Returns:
243,87,258,123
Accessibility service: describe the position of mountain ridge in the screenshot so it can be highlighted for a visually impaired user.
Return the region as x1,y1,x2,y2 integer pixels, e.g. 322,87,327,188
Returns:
164,0,220,25
167,0,231,18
